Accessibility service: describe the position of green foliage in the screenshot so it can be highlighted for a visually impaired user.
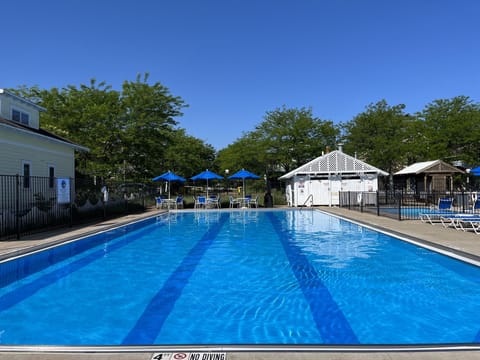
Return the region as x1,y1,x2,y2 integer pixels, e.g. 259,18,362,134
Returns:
11,81,480,186
12,74,190,182
162,129,217,177
217,106,340,178
417,96,480,165
342,100,417,174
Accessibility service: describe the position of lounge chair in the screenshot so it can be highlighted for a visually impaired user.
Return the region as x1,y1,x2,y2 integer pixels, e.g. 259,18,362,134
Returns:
473,198,480,213
457,218,480,234
419,198,454,225
440,213,480,230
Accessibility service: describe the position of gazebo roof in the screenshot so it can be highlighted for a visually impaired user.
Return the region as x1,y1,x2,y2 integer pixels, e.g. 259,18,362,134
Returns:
394,160,465,175
279,150,389,180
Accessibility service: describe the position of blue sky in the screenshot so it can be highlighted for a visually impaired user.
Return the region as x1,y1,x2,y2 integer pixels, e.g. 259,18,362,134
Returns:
3,0,480,150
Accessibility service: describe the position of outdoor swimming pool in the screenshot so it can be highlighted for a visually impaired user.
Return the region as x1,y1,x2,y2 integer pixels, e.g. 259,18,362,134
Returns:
0,209,480,346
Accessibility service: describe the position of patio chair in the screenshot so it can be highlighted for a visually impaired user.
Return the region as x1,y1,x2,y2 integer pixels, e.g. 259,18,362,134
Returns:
155,196,164,209
194,196,206,209
249,195,259,208
419,197,454,225
207,195,220,209
175,195,184,209
229,196,241,208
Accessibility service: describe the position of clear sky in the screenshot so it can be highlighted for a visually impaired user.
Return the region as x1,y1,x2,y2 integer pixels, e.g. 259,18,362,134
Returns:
3,0,480,150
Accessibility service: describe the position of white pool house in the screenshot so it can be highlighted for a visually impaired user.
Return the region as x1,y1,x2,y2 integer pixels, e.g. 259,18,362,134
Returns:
279,148,389,207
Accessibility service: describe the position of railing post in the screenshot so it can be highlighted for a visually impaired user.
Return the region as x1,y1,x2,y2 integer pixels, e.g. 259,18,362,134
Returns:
69,177,73,228
15,174,20,239
376,190,380,216
398,189,402,220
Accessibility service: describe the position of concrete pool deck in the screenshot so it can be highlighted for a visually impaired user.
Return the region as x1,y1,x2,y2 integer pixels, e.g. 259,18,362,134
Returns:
0,206,479,359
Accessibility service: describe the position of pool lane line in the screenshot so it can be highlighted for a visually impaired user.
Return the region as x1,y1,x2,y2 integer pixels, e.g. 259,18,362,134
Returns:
266,212,359,344
122,212,230,345
0,219,164,313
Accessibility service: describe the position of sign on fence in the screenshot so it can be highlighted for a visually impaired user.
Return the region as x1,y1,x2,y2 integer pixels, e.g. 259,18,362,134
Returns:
57,178,71,204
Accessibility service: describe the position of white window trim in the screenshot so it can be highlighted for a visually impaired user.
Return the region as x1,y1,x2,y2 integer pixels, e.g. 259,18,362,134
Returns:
11,107,30,125
48,164,56,188
22,160,31,188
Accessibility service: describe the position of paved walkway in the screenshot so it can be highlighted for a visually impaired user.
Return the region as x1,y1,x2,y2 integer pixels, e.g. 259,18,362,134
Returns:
0,207,480,359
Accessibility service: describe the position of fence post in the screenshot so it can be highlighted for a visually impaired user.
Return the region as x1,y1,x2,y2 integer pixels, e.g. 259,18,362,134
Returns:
69,177,73,228
376,190,380,216
15,174,20,239
398,189,402,220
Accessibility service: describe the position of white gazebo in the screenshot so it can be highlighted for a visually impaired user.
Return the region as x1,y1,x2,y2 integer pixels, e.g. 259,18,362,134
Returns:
279,149,389,207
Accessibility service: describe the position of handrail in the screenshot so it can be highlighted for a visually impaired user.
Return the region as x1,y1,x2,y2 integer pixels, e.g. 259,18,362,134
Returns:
302,194,313,208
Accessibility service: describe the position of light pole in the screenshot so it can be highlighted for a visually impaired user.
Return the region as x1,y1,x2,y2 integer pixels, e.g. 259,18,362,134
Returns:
225,169,229,196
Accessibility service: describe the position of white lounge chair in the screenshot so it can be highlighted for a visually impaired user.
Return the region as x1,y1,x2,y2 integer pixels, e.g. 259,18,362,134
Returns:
419,198,454,225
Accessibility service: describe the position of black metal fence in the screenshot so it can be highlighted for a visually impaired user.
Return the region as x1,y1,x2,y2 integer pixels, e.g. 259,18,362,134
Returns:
0,175,157,240
339,190,478,220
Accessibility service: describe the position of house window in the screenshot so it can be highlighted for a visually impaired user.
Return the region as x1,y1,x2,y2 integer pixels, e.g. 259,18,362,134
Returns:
12,108,29,125
49,166,55,188
23,162,31,188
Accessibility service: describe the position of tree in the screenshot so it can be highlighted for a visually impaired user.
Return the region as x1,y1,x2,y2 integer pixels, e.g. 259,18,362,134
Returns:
119,73,186,180
162,129,216,177
11,74,188,182
255,106,339,174
417,96,480,166
342,100,417,175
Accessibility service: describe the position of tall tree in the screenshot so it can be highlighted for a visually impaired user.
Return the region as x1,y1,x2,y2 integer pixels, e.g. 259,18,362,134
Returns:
12,74,187,182
162,128,216,177
119,73,186,180
254,106,339,174
418,96,480,165
342,100,416,175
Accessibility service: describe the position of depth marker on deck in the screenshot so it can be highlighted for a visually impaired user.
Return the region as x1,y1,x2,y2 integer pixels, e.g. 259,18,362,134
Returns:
151,353,227,360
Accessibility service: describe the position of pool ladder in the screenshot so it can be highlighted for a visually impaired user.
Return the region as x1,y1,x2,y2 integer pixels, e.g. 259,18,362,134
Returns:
301,194,314,208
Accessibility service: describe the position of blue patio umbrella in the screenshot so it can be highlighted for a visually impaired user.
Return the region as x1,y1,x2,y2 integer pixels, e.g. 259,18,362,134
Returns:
228,169,260,198
191,169,223,197
152,171,186,199
470,166,480,176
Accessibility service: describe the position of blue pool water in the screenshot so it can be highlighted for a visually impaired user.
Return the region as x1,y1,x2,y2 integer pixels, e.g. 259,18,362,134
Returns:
379,207,452,219
0,209,480,346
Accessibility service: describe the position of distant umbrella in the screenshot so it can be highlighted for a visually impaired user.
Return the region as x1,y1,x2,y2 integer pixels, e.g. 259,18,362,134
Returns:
191,169,223,197
228,169,260,198
470,166,480,176
152,171,186,199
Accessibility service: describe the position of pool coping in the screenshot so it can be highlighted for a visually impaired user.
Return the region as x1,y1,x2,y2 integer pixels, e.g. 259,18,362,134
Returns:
1,207,480,358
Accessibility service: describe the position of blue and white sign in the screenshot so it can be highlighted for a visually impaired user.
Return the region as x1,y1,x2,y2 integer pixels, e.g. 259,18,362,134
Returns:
57,178,71,204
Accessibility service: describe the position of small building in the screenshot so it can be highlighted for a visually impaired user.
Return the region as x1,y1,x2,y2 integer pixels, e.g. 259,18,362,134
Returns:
279,149,389,206
0,88,88,213
0,89,88,179
393,160,465,193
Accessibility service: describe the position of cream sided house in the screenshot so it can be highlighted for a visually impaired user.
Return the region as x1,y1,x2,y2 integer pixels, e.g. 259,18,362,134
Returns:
0,88,88,234
0,88,88,180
